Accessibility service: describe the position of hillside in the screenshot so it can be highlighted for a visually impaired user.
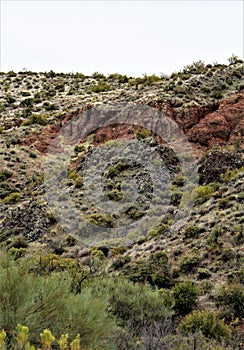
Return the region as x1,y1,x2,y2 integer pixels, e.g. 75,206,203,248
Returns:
0,59,243,349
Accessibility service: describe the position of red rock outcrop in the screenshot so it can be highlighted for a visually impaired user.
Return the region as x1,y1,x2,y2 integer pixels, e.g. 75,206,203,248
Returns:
22,92,244,157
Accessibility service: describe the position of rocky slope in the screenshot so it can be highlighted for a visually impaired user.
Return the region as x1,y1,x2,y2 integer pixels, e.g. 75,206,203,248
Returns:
0,60,243,315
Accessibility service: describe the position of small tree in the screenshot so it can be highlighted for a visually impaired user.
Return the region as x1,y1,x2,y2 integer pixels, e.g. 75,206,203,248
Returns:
172,280,199,315
179,310,231,340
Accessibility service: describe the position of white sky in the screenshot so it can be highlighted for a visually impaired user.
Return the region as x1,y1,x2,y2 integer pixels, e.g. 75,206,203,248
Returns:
0,0,243,76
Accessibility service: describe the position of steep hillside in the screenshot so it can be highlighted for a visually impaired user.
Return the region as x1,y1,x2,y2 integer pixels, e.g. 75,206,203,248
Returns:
0,59,243,349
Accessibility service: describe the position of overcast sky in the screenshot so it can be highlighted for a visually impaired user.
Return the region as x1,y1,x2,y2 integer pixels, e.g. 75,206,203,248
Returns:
0,0,243,76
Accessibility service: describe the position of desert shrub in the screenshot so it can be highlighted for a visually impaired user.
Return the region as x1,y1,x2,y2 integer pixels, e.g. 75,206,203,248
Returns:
29,151,37,159
7,236,28,250
221,247,235,262
89,277,173,335
179,310,231,340
0,183,11,199
34,254,81,274
67,170,78,180
232,69,242,79
122,251,172,288
91,81,110,93
87,213,114,228
135,127,152,140
207,224,222,246
74,176,83,188
5,94,15,104
142,74,160,85
215,283,244,319
221,167,244,183
211,90,223,99
0,255,114,348
234,139,241,153
164,332,233,350
172,280,199,316
148,222,170,238
92,71,106,80
105,189,123,201
197,268,211,280
74,144,85,153
104,161,129,179
108,73,129,83
180,255,200,274
111,255,131,270
170,190,182,206
126,206,144,220
0,170,13,181
196,184,216,205
8,247,26,260
2,192,20,204
43,102,57,111
172,175,187,187
0,324,85,350
21,91,31,97
184,226,201,239
228,54,242,65
21,113,47,126
218,197,231,209
20,98,34,107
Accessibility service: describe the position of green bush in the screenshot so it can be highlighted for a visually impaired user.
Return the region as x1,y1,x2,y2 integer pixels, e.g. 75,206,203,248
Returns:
91,81,110,93
196,184,216,205
179,310,231,340
20,98,34,107
87,213,114,228
0,170,13,181
170,190,182,206
172,280,199,315
207,224,222,246
89,277,173,335
105,189,123,201
74,144,85,153
111,255,131,270
228,54,242,65
218,197,231,209
122,251,172,288
21,113,48,126
135,127,152,140
180,255,200,274
105,161,129,179
215,283,244,319
74,176,83,188
2,192,20,204
148,223,170,237
197,268,211,280
0,324,83,350
184,226,201,239
126,206,144,220
221,167,244,183
0,255,114,348
172,175,187,187
0,182,11,199
5,94,15,104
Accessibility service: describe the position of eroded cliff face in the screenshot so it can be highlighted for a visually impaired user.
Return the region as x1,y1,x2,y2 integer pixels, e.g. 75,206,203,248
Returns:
21,91,244,158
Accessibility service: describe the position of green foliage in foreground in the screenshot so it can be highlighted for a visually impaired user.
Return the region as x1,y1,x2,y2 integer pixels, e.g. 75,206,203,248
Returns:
0,326,82,350
0,253,241,349
0,254,114,348
88,277,173,334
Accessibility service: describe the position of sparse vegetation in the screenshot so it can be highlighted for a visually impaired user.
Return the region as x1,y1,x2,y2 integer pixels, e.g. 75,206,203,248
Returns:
0,58,243,349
